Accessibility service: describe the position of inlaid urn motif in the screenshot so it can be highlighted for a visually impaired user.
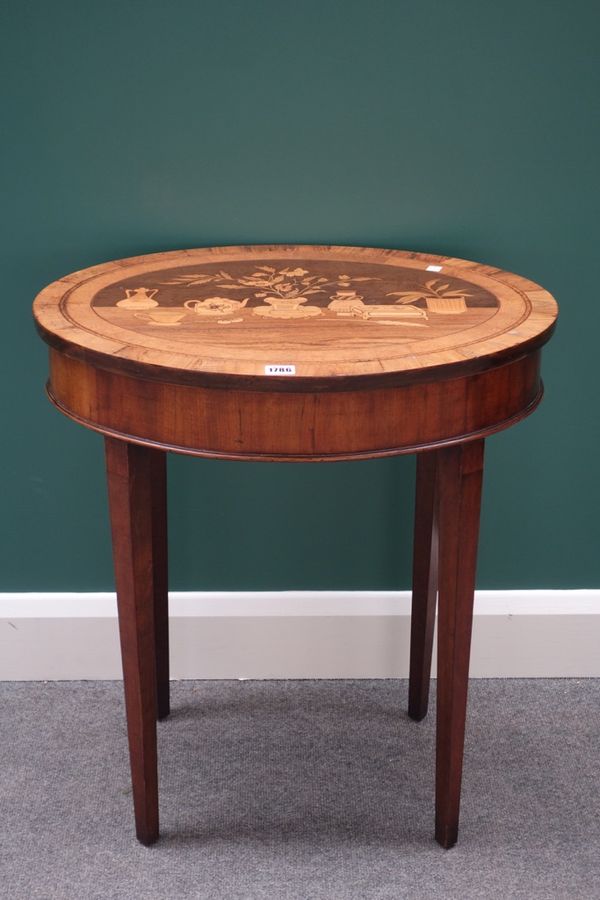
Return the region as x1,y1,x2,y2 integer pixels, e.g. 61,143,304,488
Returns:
116,287,159,310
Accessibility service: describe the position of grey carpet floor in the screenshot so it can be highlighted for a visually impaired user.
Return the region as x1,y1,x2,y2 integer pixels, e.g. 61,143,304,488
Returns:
1,680,599,900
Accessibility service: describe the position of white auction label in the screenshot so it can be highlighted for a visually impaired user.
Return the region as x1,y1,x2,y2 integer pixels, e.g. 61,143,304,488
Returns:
426,264,443,272
265,364,296,375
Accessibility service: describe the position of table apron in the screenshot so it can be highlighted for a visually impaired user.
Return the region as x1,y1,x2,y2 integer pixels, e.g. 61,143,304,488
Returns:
47,349,542,461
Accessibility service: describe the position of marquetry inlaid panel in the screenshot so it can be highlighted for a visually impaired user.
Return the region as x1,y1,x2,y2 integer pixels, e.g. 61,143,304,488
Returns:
33,245,558,383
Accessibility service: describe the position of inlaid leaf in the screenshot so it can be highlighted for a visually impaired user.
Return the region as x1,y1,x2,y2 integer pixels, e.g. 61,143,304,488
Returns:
161,274,212,284
240,276,269,287
388,291,424,300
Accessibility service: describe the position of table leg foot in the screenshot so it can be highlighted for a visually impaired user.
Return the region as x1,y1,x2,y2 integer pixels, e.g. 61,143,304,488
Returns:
435,820,458,850
435,439,484,849
105,437,161,844
137,827,160,847
408,451,439,721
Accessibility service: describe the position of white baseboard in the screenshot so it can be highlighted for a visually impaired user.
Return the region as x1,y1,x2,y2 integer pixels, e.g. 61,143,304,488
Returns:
1,590,598,680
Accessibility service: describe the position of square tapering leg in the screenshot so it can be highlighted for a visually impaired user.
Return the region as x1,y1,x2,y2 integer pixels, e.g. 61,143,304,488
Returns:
105,437,161,846
150,450,170,721
408,451,439,721
435,439,484,849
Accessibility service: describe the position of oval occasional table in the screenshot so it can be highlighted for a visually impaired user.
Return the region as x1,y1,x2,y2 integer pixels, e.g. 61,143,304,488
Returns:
33,244,558,848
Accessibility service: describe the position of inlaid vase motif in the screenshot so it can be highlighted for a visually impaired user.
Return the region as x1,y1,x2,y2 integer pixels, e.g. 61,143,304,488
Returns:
116,287,159,310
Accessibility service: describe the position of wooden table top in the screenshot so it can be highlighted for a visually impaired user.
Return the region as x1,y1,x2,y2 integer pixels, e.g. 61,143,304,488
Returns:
34,245,557,389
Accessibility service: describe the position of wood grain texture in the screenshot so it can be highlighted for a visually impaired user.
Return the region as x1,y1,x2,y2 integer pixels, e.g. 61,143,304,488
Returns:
150,450,169,721
33,245,558,390
435,439,485,849
104,438,159,845
408,451,439,721
47,347,543,460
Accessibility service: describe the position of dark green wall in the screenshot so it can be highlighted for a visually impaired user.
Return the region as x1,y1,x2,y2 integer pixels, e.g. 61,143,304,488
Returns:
1,0,598,590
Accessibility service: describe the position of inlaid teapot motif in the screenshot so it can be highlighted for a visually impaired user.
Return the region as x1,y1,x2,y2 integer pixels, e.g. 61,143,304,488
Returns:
184,297,249,317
